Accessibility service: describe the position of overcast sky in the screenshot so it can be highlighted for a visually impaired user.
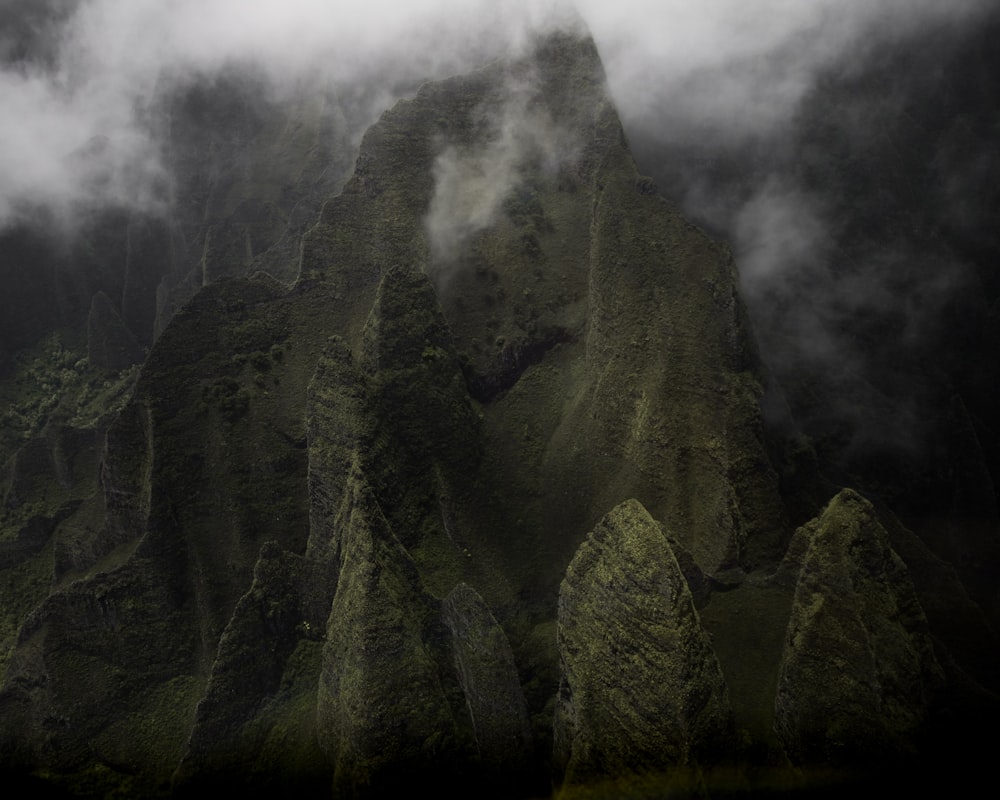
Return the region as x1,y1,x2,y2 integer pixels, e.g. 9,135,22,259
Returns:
0,0,994,229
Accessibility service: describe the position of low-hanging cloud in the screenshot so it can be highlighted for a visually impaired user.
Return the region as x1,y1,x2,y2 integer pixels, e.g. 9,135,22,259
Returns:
424,71,581,272
577,0,995,143
1,0,994,230
0,0,576,230
2,0,996,469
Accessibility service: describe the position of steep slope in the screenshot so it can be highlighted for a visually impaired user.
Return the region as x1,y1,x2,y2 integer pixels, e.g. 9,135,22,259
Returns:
632,11,1000,628
1,23,993,799
774,490,943,768
554,499,733,795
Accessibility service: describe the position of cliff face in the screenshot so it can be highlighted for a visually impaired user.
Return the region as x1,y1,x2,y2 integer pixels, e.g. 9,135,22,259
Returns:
774,490,944,767
0,68,357,371
0,25,996,799
554,499,733,793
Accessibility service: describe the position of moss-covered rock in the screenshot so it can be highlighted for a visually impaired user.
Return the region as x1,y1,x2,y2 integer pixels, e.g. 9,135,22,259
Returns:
441,582,531,773
174,541,324,792
316,474,473,798
554,499,734,791
0,553,200,783
305,335,371,572
774,489,944,768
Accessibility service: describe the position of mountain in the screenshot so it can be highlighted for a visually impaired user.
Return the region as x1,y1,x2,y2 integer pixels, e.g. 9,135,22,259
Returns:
1,23,997,799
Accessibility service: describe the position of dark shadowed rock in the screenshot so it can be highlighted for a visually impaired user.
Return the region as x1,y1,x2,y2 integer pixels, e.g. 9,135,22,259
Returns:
174,542,323,791
774,489,944,767
441,582,531,772
316,474,473,798
3,18,996,797
86,291,144,374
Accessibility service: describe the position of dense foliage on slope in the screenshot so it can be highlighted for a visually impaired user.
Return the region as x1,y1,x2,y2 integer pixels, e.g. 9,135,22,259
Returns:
0,24,997,799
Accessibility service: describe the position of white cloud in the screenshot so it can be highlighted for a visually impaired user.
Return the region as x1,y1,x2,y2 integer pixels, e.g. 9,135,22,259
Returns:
577,0,994,139
424,70,581,271
0,0,993,228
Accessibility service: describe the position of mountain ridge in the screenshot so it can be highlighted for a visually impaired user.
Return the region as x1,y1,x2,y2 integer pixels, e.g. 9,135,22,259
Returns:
0,24,996,799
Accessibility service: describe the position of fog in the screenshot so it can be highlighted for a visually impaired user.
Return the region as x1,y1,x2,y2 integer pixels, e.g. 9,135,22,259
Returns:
425,69,582,273
2,0,992,228
2,0,997,461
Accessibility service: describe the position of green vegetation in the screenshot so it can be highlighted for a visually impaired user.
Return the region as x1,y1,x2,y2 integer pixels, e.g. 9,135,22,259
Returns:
199,377,251,421
0,26,988,800
0,332,138,463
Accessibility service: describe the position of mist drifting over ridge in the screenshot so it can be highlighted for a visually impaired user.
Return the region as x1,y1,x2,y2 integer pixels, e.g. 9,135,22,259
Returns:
424,67,584,273
0,0,994,229
2,0,999,472
1,4,999,793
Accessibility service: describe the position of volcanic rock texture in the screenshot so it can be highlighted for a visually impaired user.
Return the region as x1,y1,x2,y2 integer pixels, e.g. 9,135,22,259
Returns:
0,25,997,800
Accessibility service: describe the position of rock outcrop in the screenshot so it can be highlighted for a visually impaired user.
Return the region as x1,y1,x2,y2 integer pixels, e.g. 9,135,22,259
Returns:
441,582,532,773
86,291,145,374
316,475,473,798
1,19,995,799
774,490,944,767
0,28,798,796
554,499,733,791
